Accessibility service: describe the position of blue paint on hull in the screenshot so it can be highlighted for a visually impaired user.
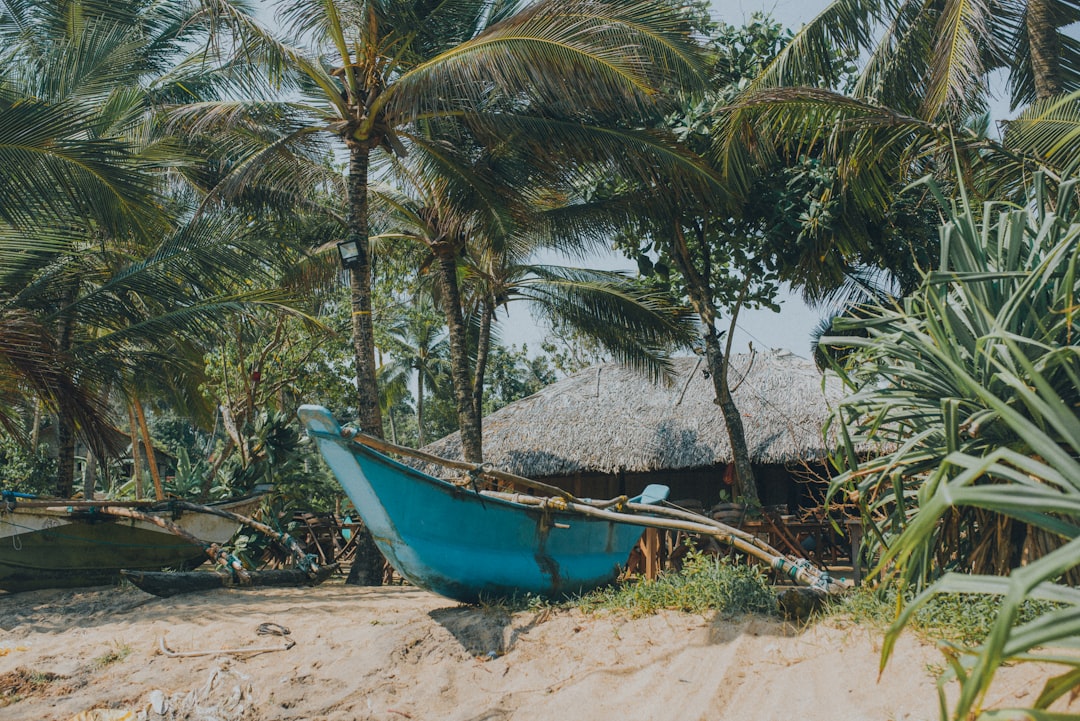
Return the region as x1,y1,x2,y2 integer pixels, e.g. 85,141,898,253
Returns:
299,405,666,604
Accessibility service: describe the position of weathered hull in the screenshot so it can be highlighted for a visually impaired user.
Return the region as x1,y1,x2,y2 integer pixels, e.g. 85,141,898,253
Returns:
0,496,262,592
300,405,664,603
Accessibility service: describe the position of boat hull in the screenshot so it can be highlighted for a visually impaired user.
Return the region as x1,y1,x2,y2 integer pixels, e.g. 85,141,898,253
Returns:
0,496,262,592
300,405,663,603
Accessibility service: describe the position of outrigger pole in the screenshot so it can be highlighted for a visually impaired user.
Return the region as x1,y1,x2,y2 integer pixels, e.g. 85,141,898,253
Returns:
344,431,845,595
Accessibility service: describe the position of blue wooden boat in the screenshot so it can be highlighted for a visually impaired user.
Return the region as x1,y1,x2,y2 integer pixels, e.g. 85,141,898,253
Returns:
299,405,668,603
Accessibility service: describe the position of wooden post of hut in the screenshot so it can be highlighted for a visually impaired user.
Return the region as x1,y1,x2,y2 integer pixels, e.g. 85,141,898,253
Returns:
640,529,661,580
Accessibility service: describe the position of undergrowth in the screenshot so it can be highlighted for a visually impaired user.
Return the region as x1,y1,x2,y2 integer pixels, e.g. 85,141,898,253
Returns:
574,550,777,618
822,586,1061,646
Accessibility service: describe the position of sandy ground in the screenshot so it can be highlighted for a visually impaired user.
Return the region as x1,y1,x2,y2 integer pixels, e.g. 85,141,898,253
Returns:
0,580,1065,721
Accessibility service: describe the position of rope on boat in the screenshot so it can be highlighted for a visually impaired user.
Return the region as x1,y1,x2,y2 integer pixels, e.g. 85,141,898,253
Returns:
342,431,844,595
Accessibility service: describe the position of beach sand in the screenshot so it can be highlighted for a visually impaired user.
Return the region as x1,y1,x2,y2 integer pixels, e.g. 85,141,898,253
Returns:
0,580,1063,721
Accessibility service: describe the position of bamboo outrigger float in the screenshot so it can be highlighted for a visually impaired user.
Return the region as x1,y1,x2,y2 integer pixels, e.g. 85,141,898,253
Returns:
300,405,843,603
117,501,335,597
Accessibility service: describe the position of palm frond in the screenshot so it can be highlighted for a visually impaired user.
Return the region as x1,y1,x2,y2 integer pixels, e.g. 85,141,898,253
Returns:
514,265,697,384
376,0,707,131
1003,90,1080,176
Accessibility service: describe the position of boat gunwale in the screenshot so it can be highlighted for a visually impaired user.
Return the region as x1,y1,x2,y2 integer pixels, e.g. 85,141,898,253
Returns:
307,428,625,521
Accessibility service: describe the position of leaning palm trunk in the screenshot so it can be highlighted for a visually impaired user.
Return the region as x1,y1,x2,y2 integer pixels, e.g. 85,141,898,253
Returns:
825,173,1080,719
435,249,484,462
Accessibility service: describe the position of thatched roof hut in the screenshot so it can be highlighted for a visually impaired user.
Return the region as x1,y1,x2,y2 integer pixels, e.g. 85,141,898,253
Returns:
422,351,847,509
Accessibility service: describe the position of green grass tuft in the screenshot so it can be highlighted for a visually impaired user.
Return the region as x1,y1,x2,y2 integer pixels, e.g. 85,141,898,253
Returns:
822,587,1061,646
574,550,778,618
91,641,132,669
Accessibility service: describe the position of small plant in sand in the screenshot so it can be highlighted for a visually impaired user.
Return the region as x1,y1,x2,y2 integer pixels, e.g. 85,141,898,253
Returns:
575,549,777,618
0,668,61,707
91,641,132,669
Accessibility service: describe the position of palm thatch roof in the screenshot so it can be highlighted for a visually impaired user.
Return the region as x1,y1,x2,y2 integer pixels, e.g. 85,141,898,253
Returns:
422,350,849,478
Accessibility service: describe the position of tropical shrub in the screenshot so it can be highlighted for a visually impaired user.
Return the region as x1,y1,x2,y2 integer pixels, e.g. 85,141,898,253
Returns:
824,173,1080,719
0,434,56,495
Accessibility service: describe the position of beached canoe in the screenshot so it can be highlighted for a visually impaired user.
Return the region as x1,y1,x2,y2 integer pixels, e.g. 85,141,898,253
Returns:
0,494,264,592
120,562,339,598
299,405,667,603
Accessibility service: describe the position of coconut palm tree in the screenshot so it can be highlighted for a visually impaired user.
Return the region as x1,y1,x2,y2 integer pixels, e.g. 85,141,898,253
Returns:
370,164,697,461
173,0,709,444
0,0,312,495
376,297,449,447
711,0,1080,221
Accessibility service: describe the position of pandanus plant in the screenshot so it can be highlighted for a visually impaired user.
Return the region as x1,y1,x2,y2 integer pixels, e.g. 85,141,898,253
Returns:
824,172,1080,719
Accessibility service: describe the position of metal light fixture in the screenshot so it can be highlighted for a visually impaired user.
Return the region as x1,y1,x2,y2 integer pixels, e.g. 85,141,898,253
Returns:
336,239,361,269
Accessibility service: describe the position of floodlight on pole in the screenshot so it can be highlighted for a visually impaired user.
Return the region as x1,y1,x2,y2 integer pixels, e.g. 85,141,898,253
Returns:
337,239,361,269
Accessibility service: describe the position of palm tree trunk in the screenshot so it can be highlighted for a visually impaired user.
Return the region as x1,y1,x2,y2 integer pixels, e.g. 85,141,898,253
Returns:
83,451,97,500
55,295,76,497
1028,0,1064,99
416,371,425,447
54,403,75,496
344,142,386,586
388,412,398,445
435,250,483,462
128,403,143,500
347,144,383,437
30,397,41,452
471,298,495,422
134,396,164,500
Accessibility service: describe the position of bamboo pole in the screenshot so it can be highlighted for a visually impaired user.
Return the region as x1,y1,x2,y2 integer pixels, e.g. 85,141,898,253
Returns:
17,500,162,509
165,501,315,572
344,430,576,501
99,506,249,582
99,502,322,582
